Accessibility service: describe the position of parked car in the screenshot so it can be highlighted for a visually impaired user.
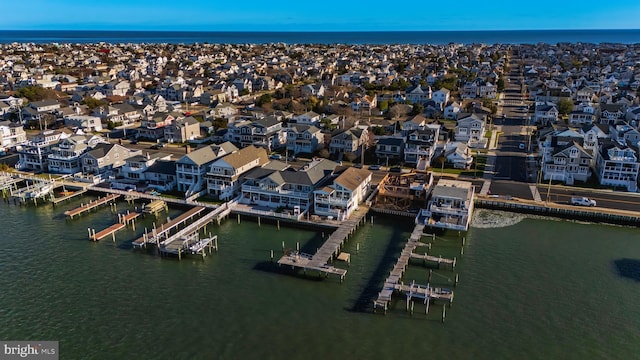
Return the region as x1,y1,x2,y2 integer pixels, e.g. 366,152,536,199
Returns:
570,197,596,207
352,163,363,169
518,143,525,150
269,154,282,160
389,166,402,173
150,143,165,149
368,165,381,170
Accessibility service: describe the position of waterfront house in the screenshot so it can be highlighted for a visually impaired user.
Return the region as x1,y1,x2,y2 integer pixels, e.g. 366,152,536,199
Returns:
541,142,593,185
143,160,177,192
594,140,640,192
416,179,474,231
313,166,372,220
239,158,338,212
47,134,108,174
81,143,141,176
16,129,70,171
0,120,26,151
175,142,238,196
205,145,269,200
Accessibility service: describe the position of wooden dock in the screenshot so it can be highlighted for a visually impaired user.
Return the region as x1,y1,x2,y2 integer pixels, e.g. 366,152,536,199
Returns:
159,232,218,260
51,188,87,205
158,207,226,257
131,206,205,248
89,211,141,241
373,224,457,314
64,194,121,218
277,205,369,281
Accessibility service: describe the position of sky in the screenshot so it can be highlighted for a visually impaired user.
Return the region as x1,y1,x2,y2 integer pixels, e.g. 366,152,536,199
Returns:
3,0,640,31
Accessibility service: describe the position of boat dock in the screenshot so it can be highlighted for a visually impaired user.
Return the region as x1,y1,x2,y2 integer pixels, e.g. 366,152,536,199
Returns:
160,232,218,260
0,173,22,194
89,211,141,241
373,224,457,314
51,188,88,205
158,207,227,257
64,194,121,218
131,206,205,248
142,199,167,215
277,205,369,281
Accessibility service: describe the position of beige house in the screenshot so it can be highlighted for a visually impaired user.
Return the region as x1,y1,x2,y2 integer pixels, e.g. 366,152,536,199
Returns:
205,146,269,200
313,167,372,220
164,116,200,143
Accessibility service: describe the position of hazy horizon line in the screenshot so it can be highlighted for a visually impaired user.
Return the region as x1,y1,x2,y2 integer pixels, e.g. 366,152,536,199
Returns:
1,28,640,33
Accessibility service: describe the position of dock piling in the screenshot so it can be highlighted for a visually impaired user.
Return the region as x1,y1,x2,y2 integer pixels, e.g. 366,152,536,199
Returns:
270,249,274,262
442,305,446,323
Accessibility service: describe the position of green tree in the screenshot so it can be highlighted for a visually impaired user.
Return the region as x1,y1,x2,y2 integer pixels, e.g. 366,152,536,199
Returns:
257,93,272,106
497,77,505,92
410,103,424,116
557,98,574,116
378,100,389,112
81,97,106,110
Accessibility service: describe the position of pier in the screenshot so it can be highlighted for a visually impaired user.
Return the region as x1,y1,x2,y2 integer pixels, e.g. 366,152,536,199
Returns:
64,194,121,218
51,188,88,205
89,211,141,241
158,206,228,257
160,232,218,260
373,224,456,314
277,205,369,281
131,206,205,248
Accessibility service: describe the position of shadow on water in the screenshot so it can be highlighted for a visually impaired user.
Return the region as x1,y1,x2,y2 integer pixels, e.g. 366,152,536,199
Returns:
613,258,640,281
347,217,413,313
252,261,325,282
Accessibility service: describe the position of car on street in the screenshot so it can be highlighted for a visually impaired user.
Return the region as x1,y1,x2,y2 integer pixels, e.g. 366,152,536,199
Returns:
570,197,596,207
389,166,402,173
519,143,526,150
352,163,363,168
150,143,165,149
269,154,282,160
368,165,381,170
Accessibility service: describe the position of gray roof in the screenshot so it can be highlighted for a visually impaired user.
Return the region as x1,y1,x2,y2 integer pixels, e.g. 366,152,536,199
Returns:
177,142,238,166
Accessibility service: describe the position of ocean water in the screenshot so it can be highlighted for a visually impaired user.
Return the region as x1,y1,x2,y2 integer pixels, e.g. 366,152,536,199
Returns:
0,29,639,45
0,198,639,359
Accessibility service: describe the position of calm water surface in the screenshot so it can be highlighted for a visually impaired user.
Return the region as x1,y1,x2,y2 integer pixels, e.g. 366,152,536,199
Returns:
0,199,639,359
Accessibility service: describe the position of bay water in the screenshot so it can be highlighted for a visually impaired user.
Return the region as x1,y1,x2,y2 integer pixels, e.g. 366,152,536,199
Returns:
0,198,639,359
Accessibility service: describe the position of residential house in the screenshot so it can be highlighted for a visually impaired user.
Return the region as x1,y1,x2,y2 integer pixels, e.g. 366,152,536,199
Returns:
595,140,640,192
444,142,474,169
16,129,70,171
164,116,200,143
81,143,141,176
404,126,439,169
416,179,474,231
143,160,178,192
47,134,107,174
541,142,593,185
600,103,626,125
405,85,432,105
137,113,175,140
292,111,321,126
175,142,238,195
227,116,284,151
455,114,486,148
239,158,338,211
444,101,462,119
534,103,559,125
329,127,369,156
64,115,103,132
432,88,451,108
313,167,372,220
0,120,26,151
205,145,269,200
375,136,404,162
285,125,323,155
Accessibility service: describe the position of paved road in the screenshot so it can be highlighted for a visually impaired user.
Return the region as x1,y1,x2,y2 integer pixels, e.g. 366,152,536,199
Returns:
489,57,537,200
538,185,640,212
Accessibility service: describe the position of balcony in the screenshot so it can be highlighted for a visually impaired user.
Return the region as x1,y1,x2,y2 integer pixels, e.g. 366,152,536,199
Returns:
242,185,309,199
315,196,350,206
430,203,468,216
